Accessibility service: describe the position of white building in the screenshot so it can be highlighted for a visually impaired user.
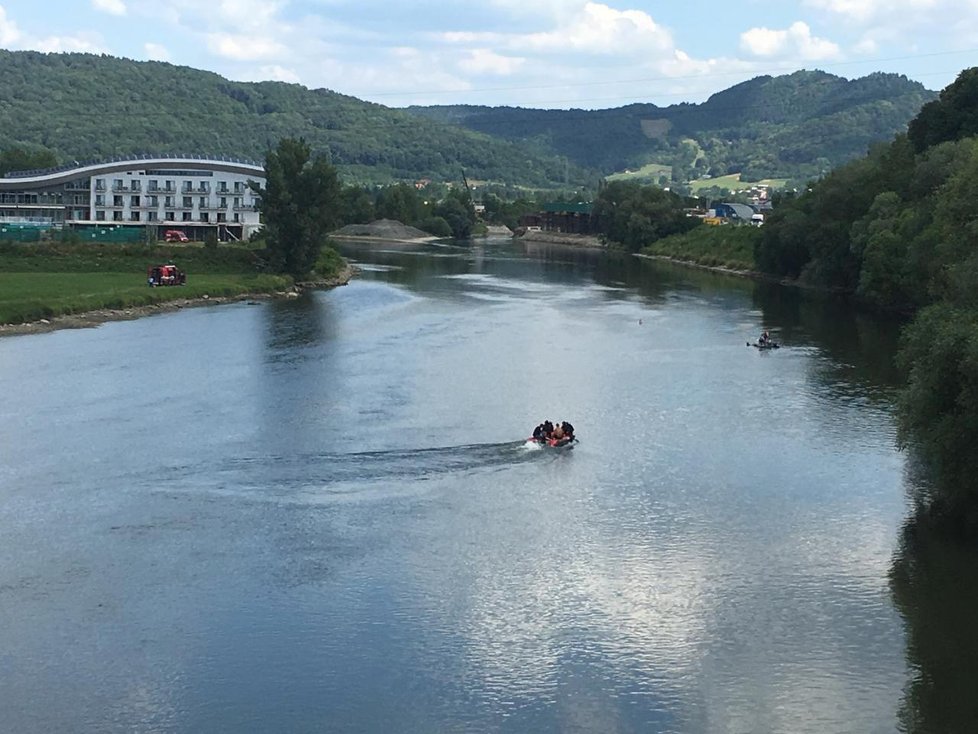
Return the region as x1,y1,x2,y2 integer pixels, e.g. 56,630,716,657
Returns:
0,155,265,241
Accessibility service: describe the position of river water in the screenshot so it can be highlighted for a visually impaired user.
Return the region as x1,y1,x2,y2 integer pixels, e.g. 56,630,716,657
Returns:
1,238,975,733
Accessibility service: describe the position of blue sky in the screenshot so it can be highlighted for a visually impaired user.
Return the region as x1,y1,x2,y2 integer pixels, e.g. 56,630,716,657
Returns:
1,0,976,108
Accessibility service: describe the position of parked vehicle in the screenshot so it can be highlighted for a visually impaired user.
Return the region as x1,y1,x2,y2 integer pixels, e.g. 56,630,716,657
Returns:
163,229,189,242
147,264,186,286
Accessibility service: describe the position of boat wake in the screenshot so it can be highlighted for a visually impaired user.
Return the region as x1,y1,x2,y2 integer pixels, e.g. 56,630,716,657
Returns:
167,440,570,499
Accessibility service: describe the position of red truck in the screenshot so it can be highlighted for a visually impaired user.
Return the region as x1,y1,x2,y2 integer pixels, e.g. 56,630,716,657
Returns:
163,229,189,242
147,264,186,286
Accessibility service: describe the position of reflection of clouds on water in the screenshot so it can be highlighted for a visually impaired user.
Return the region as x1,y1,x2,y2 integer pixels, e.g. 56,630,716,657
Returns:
392,454,905,732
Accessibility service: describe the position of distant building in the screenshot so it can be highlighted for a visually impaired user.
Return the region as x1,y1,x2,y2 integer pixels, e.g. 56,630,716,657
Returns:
713,202,757,222
0,155,265,241
518,201,594,234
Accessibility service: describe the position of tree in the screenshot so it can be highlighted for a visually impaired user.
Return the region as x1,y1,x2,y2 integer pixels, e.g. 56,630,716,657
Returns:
908,67,978,153
898,304,978,530
254,137,341,278
0,146,57,176
591,180,696,251
434,195,475,239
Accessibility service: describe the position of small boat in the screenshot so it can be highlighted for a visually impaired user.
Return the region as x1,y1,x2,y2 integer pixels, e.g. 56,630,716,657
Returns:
748,340,780,349
526,436,577,448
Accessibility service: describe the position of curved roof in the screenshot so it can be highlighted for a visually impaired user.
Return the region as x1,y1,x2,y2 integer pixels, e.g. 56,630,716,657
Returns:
0,155,264,190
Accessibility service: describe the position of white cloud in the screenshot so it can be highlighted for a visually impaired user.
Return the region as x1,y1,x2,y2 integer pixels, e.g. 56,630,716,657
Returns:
0,4,23,45
458,49,525,76
33,32,106,53
93,0,127,16
206,33,286,61
144,42,170,61
214,0,286,31
740,21,841,61
522,2,673,55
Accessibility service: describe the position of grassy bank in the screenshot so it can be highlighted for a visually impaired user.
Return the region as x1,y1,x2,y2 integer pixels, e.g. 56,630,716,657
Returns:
0,242,294,325
640,225,760,271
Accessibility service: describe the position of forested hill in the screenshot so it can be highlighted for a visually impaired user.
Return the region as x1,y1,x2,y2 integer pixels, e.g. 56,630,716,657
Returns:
408,70,936,182
0,50,591,188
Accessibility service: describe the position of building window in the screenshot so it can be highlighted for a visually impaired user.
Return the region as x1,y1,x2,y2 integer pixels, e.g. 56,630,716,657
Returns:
218,181,228,193
131,180,141,192
182,212,192,221
182,181,192,193
165,211,175,221
183,197,192,208
131,195,140,207
233,213,239,222
113,179,123,191
113,211,123,221
234,181,243,193
220,197,227,208
113,195,124,207
95,195,105,206
148,180,159,192
148,211,158,221
130,212,140,221
165,196,174,207
165,180,175,192
96,210,106,221
199,196,207,208
95,179,106,191
217,213,226,222
200,212,209,222
233,197,240,208
148,196,158,207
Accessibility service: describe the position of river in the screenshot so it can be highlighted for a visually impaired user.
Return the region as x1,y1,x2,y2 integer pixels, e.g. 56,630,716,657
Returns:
1,237,975,733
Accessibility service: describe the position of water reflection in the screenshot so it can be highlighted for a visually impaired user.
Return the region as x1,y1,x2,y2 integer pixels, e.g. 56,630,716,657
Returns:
751,282,906,398
890,510,978,733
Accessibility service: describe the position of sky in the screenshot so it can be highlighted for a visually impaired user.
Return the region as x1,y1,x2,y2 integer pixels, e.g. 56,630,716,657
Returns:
1,0,976,109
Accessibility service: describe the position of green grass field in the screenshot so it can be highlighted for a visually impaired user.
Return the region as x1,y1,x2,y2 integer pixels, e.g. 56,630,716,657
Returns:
605,162,672,183
0,243,297,325
0,272,290,325
690,174,789,193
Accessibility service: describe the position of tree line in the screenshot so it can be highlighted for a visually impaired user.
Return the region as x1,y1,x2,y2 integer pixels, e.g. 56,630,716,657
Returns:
754,67,978,535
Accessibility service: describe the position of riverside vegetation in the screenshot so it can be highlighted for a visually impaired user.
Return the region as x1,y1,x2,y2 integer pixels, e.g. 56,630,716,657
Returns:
619,67,978,536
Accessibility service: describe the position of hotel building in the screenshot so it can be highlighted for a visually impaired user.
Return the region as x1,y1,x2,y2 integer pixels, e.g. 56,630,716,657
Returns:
0,155,265,241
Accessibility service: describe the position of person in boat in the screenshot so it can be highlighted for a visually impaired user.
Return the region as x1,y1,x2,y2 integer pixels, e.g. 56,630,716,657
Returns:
561,421,574,440
551,423,565,442
532,422,546,440
758,330,771,346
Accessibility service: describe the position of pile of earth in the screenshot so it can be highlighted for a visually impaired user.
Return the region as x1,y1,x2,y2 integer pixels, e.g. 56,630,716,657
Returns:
331,219,434,240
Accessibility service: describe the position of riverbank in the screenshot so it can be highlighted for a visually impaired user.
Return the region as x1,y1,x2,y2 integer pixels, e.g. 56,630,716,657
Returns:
0,265,357,338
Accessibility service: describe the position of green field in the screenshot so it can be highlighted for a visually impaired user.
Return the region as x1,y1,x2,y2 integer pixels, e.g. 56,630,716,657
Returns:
641,224,760,271
605,162,672,183
690,174,789,193
0,243,294,325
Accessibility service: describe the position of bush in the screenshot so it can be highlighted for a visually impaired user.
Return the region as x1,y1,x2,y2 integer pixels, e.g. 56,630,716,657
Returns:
416,216,452,238
313,244,345,278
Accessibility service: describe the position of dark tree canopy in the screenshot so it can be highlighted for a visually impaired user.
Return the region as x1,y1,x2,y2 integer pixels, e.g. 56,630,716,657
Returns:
908,67,978,153
255,137,341,278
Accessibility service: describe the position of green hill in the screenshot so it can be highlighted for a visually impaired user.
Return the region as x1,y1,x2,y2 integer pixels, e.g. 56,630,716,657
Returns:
0,50,592,188
408,70,936,182
0,51,936,189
